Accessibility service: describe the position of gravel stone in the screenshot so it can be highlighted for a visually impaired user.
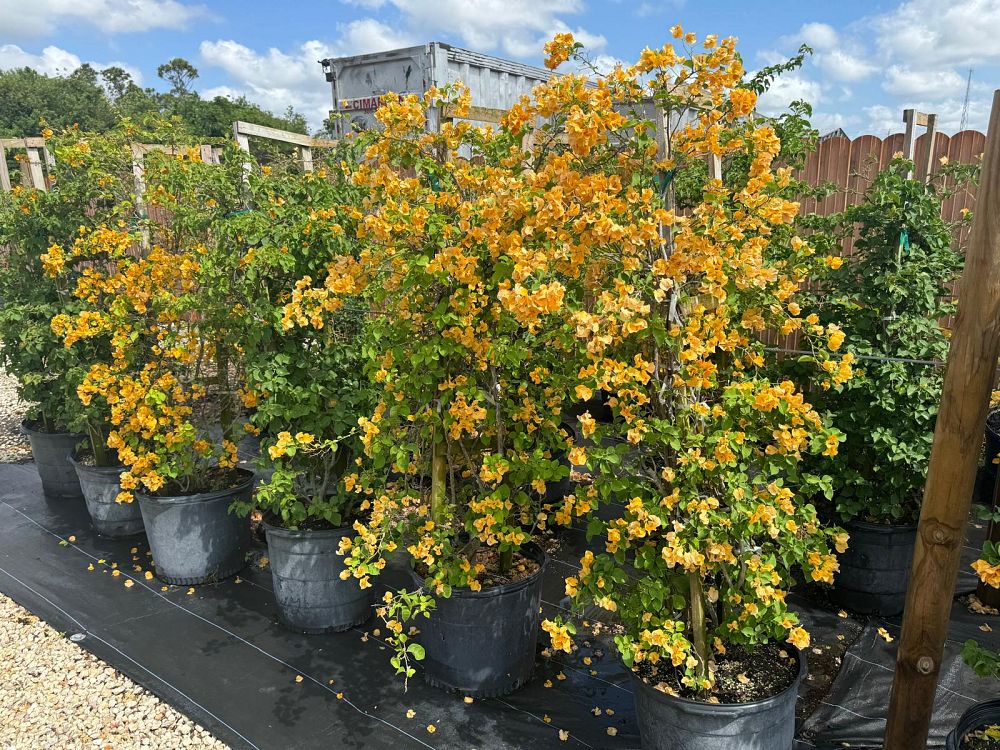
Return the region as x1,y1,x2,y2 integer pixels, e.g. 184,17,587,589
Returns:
0,594,230,749
0,363,31,463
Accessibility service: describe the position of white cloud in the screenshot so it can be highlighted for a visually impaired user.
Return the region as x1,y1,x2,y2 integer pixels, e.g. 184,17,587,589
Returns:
0,44,82,76
818,48,876,82
882,65,968,99
353,0,606,59
797,22,839,50
199,22,417,130
0,0,207,39
0,43,145,85
875,0,1000,66
811,110,862,134
756,72,823,117
864,104,899,135
783,21,875,83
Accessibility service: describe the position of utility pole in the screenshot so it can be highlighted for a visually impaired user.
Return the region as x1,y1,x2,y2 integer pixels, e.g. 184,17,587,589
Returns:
960,69,974,131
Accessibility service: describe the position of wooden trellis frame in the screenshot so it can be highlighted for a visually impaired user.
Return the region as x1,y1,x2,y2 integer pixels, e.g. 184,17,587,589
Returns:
231,121,337,172
0,137,53,191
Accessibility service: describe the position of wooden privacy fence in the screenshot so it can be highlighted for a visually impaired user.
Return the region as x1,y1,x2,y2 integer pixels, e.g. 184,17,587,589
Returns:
796,109,986,255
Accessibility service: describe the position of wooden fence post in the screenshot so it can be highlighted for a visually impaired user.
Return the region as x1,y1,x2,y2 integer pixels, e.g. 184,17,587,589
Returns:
884,88,1000,749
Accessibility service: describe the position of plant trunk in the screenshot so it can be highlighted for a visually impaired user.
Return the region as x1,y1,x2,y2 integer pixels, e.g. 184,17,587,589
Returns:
431,432,447,525
688,571,710,688
498,547,513,575
87,423,112,467
216,341,235,444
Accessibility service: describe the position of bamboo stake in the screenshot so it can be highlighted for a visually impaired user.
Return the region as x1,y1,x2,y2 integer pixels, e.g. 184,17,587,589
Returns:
884,89,1000,748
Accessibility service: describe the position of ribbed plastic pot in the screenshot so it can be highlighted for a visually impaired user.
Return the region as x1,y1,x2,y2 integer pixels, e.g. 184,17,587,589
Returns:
21,422,84,499
264,521,374,633
830,519,917,616
630,647,806,750
408,544,547,697
946,698,1000,750
136,469,254,585
69,454,143,538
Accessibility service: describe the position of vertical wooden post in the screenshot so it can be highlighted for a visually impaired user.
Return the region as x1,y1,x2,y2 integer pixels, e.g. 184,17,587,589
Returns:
885,89,1000,749
232,121,251,153
902,109,917,179
25,147,46,190
0,145,10,192
300,146,313,173
916,113,939,183
131,144,151,249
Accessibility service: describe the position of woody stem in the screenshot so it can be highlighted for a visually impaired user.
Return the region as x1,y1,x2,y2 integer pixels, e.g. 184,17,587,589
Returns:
430,431,447,525
688,571,710,688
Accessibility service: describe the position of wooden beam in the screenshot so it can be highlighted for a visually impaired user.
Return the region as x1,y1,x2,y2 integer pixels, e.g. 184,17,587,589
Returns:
442,103,507,124
234,120,313,148
884,89,1000,749
0,137,45,148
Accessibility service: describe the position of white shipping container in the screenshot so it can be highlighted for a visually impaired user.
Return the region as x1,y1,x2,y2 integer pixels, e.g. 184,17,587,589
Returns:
319,42,555,136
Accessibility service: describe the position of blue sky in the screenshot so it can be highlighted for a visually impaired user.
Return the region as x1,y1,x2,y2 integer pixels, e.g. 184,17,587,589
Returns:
1,0,998,136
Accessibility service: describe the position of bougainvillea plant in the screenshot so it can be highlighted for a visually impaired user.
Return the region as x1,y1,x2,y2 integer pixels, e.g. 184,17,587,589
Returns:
792,157,973,524
224,147,375,529
54,137,251,500
534,28,850,699
0,123,139,455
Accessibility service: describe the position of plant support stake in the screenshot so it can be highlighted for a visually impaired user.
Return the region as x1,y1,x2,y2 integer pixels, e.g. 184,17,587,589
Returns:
885,89,1000,749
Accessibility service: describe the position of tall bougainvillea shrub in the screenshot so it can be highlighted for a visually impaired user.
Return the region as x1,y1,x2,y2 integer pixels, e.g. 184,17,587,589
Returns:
226,147,376,529
55,141,252,499
536,28,850,699
792,157,972,524
0,123,143,449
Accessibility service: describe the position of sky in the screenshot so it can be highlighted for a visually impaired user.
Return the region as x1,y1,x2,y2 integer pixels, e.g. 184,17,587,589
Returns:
1,0,998,136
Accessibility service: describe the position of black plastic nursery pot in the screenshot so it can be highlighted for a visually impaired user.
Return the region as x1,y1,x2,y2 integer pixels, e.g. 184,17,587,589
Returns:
408,544,547,698
830,518,917,617
20,421,84,499
984,410,1000,498
263,521,374,634
136,468,254,585
629,647,807,750
69,453,143,538
947,698,1000,750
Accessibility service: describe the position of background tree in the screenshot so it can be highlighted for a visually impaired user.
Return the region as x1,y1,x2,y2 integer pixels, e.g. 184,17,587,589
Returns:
156,58,199,96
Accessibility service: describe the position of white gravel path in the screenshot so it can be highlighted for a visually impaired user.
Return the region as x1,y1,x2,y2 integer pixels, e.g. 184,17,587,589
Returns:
0,364,30,462
0,594,231,749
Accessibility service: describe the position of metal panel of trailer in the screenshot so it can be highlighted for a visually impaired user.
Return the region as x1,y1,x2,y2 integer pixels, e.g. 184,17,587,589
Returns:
319,42,554,136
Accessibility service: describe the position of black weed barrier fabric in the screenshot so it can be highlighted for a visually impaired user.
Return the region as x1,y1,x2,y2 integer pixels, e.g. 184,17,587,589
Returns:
0,460,997,750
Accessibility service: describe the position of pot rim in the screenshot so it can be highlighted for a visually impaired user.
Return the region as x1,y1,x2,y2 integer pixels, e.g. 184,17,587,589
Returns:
844,518,919,533
135,467,255,506
628,644,807,713
952,698,1000,745
20,420,86,439
68,451,126,475
986,408,1000,440
263,517,354,539
408,542,548,599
